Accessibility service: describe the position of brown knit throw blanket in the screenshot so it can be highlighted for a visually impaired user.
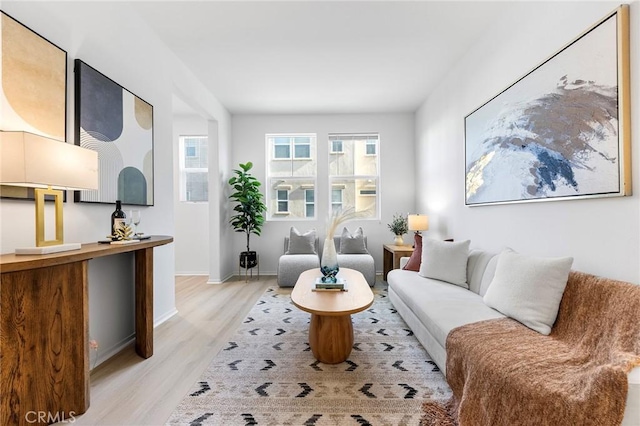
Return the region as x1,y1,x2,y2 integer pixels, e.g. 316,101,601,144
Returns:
421,271,640,426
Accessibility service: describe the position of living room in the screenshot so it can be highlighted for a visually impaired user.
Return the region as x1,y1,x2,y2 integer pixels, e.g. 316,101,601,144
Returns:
1,1,638,425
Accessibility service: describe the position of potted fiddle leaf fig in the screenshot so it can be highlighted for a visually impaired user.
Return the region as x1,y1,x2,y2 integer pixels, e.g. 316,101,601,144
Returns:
228,162,267,269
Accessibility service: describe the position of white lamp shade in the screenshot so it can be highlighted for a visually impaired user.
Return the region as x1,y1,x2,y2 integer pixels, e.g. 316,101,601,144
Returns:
408,214,429,231
0,131,98,190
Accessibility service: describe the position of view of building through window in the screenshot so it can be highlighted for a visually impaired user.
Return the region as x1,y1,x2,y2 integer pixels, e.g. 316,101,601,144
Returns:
179,136,208,202
329,133,379,219
266,134,317,219
265,133,379,220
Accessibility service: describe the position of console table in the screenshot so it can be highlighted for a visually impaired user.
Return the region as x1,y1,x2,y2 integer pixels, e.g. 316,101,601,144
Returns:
0,235,173,425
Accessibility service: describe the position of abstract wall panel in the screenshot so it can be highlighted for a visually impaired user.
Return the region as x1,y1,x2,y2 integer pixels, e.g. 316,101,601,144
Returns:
74,59,154,206
0,11,67,199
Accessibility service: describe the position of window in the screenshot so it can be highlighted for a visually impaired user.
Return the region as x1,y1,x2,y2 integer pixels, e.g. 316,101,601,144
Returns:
274,137,291,159
276,190,289,213
366,139,377,155
331,188,343,212
331,140,343,153
294,137,311,159
179,136,208,202
328,133,380,219
305,189,315,218
271,136,311,160
266,133,317,220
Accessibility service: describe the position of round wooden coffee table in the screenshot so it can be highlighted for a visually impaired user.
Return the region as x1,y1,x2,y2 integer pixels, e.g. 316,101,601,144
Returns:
291,268,374,364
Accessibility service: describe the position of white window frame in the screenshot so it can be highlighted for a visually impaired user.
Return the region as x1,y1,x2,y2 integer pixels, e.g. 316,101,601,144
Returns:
331,140,343,154
178,135,208,203
331,188,343,212
273,138,291,159
365,139,377,156
276,189,289,214
305,189,315,218
271,136,312,160
266,133,317,221
293,137,311,159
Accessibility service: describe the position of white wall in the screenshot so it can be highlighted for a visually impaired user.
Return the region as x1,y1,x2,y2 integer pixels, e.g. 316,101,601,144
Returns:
173,115,210,275
231,113,415,276
415,1,640,284
0,1,231,363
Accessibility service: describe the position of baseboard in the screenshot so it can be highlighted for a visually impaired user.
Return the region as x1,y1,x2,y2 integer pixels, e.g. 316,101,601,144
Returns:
92,334,135,369
175,272,209,276
207,271,235,284
154,308,178,327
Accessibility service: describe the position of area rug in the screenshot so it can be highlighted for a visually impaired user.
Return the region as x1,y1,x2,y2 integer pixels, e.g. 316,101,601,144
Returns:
166,286,451,425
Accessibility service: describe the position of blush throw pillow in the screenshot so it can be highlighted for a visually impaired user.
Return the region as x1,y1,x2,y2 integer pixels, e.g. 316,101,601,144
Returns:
339,227,368,254
483,249,573,335
419,238,470,288
402,233,422,272
286,227,317,254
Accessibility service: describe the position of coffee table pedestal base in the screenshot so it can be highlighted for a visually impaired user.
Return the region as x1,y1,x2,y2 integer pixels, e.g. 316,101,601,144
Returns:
309,314,354,364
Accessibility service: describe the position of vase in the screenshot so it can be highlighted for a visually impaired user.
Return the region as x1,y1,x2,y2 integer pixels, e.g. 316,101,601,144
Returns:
320,237,339,283
394,235,404,245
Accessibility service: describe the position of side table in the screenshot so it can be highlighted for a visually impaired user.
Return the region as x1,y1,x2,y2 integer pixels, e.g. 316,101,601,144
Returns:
382,244,414,281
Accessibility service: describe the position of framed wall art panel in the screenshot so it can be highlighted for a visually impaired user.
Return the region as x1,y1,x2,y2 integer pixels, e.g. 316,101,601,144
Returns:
464,5,630,207
0,11,67,200
74,59,154,206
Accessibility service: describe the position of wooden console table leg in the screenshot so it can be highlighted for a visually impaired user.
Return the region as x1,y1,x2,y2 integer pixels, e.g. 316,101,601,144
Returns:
135,248,153,358
1,261,89,425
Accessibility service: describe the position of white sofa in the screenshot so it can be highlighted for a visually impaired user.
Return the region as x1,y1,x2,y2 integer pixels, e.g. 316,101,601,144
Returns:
388,249,639,425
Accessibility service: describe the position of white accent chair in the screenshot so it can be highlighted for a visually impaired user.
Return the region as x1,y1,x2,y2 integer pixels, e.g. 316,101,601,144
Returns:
331,236,376,286
277,237,320,287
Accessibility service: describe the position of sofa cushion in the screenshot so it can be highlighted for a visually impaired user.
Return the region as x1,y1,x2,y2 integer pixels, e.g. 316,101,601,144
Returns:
419,239,470,288
339,227,368,254
286,227,317,254
402,233,422,272
483,249,573,335
466,249,498,295
388,269,504,348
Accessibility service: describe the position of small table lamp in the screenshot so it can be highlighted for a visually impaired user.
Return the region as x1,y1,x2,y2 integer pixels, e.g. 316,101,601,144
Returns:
0,131,99,254
408,214,429,235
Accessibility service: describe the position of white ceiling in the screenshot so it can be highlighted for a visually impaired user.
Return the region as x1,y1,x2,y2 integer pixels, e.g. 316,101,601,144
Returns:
131,1,510,115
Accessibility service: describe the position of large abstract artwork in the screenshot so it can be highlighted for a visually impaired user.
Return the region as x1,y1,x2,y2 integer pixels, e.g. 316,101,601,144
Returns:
1,11,67,200
74,59,154,205
465,6,630,206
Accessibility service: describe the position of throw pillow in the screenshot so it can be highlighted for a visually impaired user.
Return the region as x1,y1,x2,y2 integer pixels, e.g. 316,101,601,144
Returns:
286,227,316,254
483,249,573,335
339,227,368,254
402,233,422,272
419,238,470,288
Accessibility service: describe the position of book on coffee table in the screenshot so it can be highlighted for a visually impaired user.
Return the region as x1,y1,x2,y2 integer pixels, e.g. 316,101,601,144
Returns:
314,278,347,291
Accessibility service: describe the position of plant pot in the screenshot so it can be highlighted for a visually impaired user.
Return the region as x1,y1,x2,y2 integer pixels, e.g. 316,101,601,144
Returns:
240,251,258,269
394,235,404,245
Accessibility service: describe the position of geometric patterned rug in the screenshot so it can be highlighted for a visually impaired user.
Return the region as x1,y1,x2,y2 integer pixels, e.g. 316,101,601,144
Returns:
166,286,452,425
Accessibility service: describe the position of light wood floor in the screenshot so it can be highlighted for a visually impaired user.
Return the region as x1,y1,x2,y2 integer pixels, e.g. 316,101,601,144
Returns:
73,275,273,425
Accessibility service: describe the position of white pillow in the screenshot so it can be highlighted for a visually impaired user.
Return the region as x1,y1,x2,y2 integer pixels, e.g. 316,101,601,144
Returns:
287,227,317,254
483,249,573,335
418,239,470,288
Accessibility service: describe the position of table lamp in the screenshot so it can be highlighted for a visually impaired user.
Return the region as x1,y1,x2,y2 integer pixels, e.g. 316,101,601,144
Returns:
408,214,429,235
0,130,99,254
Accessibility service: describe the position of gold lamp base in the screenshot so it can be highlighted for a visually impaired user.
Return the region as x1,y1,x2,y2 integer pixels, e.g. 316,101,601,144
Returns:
14,186,81,256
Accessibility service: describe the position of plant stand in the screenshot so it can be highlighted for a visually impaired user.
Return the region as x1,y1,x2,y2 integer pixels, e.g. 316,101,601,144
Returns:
239,254,259,282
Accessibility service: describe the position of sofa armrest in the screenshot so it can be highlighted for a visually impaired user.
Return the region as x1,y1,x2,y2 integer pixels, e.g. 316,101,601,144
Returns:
399,257,410,269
